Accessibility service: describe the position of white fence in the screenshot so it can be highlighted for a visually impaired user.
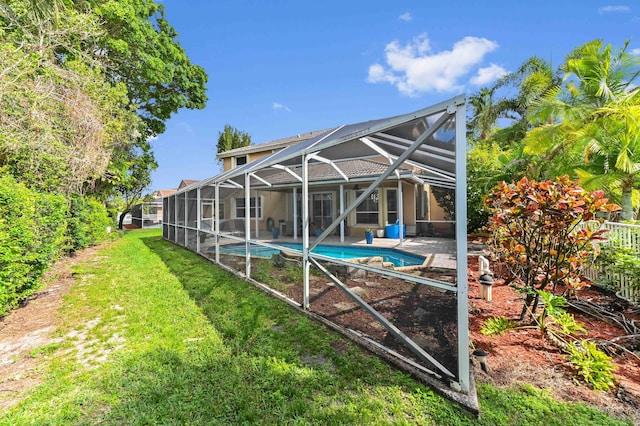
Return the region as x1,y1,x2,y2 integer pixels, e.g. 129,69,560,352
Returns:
583,221,640,304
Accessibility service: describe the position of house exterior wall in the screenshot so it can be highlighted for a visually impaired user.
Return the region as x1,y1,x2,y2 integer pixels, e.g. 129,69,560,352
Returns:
217,146,452,238
222,151,275,173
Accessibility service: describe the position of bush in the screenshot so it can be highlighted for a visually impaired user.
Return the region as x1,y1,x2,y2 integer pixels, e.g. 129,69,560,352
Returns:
0,174,67,316
594,241,640,294
486,176,620,320
67,195,111,251
567,340,616,391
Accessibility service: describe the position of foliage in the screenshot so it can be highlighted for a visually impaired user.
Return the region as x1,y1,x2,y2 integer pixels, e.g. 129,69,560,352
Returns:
216,124,252,161
594,241,640,291
526,40,640,220
567,341,616,391
466,56,558,148
0,0,206,198
482,290,613,393
486,175,620,320
466,141,513,231
535,290,586,336
0,173,67,316
0,2,140,195
67,195,111,251
480,316,517,336
0,0,205,315
75,0,208,139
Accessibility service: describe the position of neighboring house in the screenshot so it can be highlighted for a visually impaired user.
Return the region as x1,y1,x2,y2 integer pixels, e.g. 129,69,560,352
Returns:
212,130,452,238
178,180,200,190
154,189,177,201
130,187,181,229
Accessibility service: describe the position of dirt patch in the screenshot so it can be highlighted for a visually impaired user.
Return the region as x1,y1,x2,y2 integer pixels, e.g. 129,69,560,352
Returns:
0,245,102,409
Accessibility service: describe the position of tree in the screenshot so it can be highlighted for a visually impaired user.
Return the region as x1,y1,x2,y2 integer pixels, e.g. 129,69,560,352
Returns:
0,0,140,195
486,176,620,321
108,142,158,229
467,56,559,148
526,40,640,220
467,87,499,142
73,0,208,141
216,124,251,162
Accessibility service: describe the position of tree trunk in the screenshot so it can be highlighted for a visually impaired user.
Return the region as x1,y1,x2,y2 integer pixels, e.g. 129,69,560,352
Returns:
118,209,130,230
620,187,633,221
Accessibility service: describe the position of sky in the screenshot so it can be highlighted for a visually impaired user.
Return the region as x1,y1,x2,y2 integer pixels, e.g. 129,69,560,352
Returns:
149,0,639,192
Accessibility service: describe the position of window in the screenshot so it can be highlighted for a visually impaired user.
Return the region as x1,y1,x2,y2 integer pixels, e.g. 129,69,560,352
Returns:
386,189,398,224
355,190,379,224
201,200,224,220
235,197,262,218
235,155,247,167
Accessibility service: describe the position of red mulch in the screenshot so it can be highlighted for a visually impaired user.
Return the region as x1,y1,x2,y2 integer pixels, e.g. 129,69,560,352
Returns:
468,255,640,422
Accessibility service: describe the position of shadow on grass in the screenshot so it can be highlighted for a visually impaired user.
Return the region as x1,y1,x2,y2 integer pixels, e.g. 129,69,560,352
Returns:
92,234,470,424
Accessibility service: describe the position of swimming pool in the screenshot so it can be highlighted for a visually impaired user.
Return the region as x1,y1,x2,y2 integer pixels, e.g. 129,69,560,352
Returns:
211,242,425,268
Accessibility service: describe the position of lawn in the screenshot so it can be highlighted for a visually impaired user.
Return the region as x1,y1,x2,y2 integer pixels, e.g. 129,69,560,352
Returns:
0,229,630,425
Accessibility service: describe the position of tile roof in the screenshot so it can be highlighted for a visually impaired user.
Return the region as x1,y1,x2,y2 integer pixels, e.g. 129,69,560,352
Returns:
178,179,200,189
155,189,177,197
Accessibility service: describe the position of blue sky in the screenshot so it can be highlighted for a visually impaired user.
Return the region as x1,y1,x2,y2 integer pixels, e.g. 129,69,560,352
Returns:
150,0,639,192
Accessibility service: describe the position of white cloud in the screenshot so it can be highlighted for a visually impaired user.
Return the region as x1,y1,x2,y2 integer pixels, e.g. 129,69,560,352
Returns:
631,48,640,55
272,102,291,112
598,5,630,14
367,33,501,96
399,12,412,22
470,63,507,86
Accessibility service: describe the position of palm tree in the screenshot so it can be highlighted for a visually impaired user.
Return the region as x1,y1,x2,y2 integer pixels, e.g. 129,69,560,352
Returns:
526,40,640,220
492,56,560,125
467,87,499,142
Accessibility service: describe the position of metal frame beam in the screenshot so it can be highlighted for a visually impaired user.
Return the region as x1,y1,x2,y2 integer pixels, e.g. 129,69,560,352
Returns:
311,110,452,250
309,257,454,379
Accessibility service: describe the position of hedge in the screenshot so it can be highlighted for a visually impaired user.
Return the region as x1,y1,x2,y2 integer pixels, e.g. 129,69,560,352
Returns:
67,195,112,251
0,174,112,316
0,174,67,316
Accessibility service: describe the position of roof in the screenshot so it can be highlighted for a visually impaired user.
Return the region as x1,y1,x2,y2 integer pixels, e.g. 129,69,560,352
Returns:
175,96,464,195
178,179,200,189
155,189,177,198
216,128,335,159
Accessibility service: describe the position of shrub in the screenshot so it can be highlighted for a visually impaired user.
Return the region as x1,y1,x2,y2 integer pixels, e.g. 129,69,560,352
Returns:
567,341,616,391
67,195,111,251
594,242,640,294
486,176,620,320
480,316,517,336
0,174,67,316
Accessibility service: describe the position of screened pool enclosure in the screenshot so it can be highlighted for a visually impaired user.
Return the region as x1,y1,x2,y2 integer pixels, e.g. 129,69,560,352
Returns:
163,96,473,405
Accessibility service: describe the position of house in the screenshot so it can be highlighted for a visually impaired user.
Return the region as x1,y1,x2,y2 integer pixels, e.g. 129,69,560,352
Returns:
212,130,453,238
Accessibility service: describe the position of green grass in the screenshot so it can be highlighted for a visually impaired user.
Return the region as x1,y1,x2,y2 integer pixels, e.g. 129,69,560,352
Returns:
0,229,631,425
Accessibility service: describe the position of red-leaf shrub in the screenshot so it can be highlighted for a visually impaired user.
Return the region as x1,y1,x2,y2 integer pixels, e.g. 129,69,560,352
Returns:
486,175,620,320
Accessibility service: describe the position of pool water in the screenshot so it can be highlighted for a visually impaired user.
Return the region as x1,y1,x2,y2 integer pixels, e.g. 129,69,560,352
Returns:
212,242,425,268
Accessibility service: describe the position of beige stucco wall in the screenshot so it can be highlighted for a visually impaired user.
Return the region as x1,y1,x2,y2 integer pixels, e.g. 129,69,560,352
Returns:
221,150,274,172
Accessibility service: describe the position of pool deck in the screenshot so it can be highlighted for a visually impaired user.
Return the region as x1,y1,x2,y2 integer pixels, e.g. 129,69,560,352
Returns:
258,235,459,269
